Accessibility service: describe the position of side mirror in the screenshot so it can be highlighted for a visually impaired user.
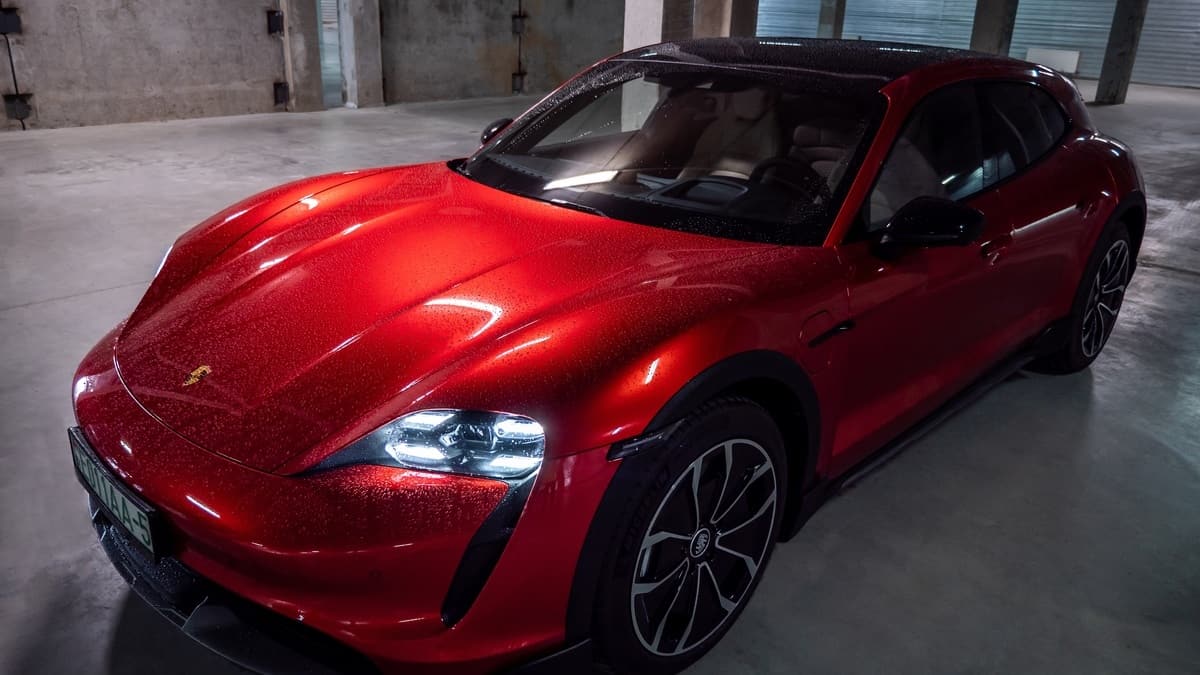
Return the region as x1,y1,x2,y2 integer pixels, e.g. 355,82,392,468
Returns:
879,196,985,248
480,117,513,146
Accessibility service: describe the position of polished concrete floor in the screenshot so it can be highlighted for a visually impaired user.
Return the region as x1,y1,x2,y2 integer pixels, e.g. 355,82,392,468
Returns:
1,83,1198,675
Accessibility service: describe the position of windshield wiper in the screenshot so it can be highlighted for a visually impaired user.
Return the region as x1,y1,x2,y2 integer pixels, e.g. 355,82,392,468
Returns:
548,198,607,218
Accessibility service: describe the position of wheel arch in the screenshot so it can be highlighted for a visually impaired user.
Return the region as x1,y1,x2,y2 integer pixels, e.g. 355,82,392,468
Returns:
1112,190,1147,259
564,350,822,643
640,350,821,511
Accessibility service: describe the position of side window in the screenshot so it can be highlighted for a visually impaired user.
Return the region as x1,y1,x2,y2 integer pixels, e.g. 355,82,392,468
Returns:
979,82,1069,183
865,84,984,230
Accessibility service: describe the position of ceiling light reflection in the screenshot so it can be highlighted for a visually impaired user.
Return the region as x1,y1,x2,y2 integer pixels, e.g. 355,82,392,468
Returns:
493,335,550,360
425,297,503,338
186,495,221,519
644,358,660,384
543,170,618,191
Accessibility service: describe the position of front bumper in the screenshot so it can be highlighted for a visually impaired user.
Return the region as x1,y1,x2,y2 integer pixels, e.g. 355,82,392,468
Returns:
72,329,620,673
88,495,597,674
88,494,377,674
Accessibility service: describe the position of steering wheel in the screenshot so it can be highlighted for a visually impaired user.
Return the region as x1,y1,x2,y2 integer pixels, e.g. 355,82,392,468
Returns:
749,156,832,203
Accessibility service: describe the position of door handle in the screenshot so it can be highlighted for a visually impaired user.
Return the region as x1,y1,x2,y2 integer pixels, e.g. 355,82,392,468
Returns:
808,319,855,347
1076,196,1101,218
980,233,1013,264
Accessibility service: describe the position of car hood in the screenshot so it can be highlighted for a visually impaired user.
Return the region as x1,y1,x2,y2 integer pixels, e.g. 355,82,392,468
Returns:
114,162,770,471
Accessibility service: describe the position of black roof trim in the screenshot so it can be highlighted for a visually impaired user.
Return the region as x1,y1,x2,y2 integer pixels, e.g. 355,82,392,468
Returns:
615,37,1021,84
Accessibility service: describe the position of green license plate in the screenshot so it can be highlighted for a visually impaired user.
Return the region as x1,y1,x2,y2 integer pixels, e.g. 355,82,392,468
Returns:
70,429,157,555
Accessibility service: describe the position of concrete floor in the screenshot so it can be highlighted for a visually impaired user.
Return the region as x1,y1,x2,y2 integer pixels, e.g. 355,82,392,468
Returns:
1,83,1198,674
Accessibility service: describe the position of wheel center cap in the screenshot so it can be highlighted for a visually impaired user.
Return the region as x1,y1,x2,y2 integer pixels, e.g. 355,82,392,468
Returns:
690,528,712,558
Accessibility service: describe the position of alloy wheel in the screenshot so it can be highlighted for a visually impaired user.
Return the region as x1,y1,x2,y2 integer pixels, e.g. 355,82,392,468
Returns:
630,439,778,657
1081,239,1131,358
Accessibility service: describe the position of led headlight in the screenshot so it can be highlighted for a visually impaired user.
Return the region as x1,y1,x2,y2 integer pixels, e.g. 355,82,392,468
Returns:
318,409,545,479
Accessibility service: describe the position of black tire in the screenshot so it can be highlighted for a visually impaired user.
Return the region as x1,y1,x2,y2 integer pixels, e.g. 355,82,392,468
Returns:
591,398,787,675
1030,220,1133,374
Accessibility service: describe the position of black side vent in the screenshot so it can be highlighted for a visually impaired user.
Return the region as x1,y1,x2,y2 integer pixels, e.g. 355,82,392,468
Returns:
440,475,536,626
273,81,289,106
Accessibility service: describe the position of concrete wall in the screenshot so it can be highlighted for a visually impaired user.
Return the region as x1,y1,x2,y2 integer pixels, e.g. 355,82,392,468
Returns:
2,0,320,130
378,0,623,103
521,0,624,93
379,1,517,102
284,0,325,113
3,0,620,128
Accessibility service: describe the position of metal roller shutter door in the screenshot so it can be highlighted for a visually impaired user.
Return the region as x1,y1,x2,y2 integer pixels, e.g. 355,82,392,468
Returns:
1009,0,1116,78
1011,0,1200,87
755,0,1200,88
321,0,338,24
1135,0,1200,87
754,0,977,48
841,0,975,48
756,0,821,37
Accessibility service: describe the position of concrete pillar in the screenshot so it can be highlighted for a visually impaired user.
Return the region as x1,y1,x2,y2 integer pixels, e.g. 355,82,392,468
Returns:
624,0,666,50
662,0,695,41
817,0,846,39
628,0,758,45
968,0,1019,55
729,0,759,38
280,0,323,112
1095,0,1149,105
693,0,731,38
338,0,384,108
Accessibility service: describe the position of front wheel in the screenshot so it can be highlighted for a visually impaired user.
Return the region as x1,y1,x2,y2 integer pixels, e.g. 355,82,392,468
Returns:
591,398,786,674
1031,221,1132,374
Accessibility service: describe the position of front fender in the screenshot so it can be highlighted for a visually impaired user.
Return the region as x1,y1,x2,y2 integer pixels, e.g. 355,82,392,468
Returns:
269,244,846,477
132,169,389,318
373,247,842,464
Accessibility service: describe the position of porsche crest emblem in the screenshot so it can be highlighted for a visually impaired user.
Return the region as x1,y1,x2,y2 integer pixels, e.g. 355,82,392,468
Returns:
182,365,212,387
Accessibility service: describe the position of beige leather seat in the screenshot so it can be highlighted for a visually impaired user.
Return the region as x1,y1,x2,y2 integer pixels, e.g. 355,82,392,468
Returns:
787,118,860,187
681,88,781,179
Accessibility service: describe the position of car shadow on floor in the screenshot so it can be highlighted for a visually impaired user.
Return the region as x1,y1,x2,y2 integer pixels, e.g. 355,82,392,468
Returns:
106,593,247,675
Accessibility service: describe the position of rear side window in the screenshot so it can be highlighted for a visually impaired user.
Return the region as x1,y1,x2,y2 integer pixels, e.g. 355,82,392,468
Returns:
979,82,1068,183
864,83,984,230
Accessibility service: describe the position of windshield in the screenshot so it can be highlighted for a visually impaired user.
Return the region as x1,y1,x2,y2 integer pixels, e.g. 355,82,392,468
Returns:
459,62,882,245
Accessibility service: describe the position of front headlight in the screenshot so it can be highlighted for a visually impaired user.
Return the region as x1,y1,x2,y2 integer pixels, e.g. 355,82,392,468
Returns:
316,409,545,479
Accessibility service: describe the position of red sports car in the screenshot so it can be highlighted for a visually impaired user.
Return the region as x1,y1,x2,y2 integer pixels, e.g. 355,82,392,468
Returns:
71,38,1144,674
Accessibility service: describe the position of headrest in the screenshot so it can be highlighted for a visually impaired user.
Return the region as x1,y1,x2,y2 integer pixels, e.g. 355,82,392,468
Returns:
792,119,856,149
730,89,770,121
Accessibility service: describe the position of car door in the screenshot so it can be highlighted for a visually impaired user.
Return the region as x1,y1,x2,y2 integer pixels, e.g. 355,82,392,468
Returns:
827,82,1028,471
975,80,1101,335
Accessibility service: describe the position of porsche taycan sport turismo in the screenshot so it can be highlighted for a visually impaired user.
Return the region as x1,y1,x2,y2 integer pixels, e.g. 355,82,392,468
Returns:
70,37,1145,674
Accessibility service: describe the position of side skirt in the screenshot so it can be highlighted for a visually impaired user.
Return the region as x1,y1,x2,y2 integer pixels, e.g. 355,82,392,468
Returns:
783,318,1069,540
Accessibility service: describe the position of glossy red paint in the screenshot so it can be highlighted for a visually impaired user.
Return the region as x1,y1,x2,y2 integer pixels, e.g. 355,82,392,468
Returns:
76,324,619,673
822,59,1136,475
71,40,1143,673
